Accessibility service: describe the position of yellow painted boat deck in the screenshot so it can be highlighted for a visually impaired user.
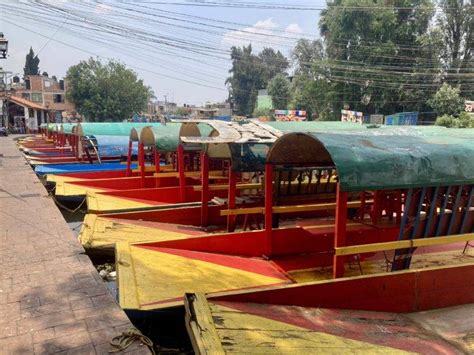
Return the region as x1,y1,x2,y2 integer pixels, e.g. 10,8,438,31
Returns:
186,293,474,354
116,237,474,311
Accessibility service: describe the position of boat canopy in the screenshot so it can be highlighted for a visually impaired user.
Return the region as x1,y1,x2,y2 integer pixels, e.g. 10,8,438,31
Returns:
76,122,158,137
179,120,279,171
140,122,202,152
266,121,365,132
84,135,137,157
181,120,374,172
59,123,76,135
267,127,474,191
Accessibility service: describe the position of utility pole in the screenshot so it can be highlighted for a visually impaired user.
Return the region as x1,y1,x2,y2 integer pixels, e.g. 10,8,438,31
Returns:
0,32,9,129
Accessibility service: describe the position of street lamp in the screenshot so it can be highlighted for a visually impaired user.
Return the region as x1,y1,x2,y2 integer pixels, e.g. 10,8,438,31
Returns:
0,33,8,59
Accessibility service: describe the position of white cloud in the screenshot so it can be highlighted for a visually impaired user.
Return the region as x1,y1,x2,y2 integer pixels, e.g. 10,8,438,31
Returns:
221,18,302,51
285,24,303,35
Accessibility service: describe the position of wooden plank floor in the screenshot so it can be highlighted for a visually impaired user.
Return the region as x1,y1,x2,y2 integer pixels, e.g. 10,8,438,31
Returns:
0,136,150,354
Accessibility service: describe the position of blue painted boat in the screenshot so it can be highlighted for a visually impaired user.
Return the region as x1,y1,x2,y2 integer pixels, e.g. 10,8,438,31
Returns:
35,162,139,176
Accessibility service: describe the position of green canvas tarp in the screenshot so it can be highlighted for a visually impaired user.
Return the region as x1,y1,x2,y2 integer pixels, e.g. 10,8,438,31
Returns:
76,122,162,137
140,123,183,152
267,127,474,191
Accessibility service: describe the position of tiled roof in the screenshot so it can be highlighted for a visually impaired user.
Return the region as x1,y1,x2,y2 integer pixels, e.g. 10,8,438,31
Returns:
9,96,46,110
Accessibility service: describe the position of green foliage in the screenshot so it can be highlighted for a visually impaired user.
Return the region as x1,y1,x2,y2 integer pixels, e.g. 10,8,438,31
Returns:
436,112,474,128
66,58,153,122
316,0,436,115
23,47,40,77
258,48,289,85
292,39,324,76
456,112,474,128
267,74,291,110
428,83,465,116
435,114,457,127
252,107,273,118
226,45,289,116
437,0,473,97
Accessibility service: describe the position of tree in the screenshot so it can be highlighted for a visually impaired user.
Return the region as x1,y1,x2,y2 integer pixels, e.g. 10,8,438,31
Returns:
428,82,465,116
437,0,473,97
292,39,324,76
226,45,264,116
23,47,40,77
66,58,153,122
318,0,436,115
258,48,289,85
267,74,291,110
226,45,289,115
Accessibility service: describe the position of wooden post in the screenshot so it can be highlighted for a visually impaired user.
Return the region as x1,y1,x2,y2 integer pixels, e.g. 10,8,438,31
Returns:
126,140,133,177
264,164,273,257
178,144,186,202
154,148,160,173
200,152,209,227
227,168,237,232
333,183,348,278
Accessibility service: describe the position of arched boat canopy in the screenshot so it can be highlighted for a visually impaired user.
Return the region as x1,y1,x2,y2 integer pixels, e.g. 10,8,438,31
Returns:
129,127,142,142
267,128,474,192
139,122,186,152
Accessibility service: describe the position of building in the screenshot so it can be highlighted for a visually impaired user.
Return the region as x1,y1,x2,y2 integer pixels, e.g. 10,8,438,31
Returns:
256,89,273,110
190,101,232,120
2,74,76,132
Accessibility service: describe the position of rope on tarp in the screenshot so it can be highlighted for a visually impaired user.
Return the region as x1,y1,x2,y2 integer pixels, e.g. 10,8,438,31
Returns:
109,328,155,354
47,193,87,214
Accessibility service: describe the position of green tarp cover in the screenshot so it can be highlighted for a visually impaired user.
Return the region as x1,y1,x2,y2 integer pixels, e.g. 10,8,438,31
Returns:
144,123,183,152
77,122,160,136
266,121,365,132
228,121,364,172
306,127,474,191
61,123,76,134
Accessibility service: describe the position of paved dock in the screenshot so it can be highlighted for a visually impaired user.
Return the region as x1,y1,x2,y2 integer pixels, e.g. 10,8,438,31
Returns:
0,136,149,354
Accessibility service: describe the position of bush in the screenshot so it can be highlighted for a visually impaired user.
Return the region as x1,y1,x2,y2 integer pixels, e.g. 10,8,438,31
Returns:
455,112,474,128
253,107,273,119
435,114,456,127
435,112,474,128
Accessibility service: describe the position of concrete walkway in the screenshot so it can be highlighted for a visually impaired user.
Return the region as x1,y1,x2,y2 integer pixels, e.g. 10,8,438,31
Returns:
0,136,149,354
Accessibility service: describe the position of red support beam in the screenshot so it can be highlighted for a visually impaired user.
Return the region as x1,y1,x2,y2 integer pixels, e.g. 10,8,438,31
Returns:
139,143,145,187
333,183,348,278
177,144,186,202
154,149,161,173
264,163,273,257
227,168,237,232
126,140,133,177
200,152,210,227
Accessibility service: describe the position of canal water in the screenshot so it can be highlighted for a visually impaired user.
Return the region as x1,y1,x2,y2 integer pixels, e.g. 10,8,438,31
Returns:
61,206,192,353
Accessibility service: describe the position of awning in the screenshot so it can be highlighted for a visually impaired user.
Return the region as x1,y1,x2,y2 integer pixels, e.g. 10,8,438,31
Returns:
9,95,46,110
267,127,474,191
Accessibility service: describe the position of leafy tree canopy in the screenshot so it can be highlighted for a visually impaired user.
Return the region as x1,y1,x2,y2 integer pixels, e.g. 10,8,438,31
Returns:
226,45,289,116
23,47,40,78
267,74,291,110
66,58,153,122
428,82,465,116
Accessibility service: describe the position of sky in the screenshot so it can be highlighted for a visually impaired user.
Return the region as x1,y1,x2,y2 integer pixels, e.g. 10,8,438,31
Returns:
0,0,323,106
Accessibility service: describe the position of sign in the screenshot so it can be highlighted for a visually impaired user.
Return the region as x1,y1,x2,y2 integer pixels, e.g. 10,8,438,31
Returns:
341,109,363,124
465,100,474,112
274,110,307,121
369,114,384,124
